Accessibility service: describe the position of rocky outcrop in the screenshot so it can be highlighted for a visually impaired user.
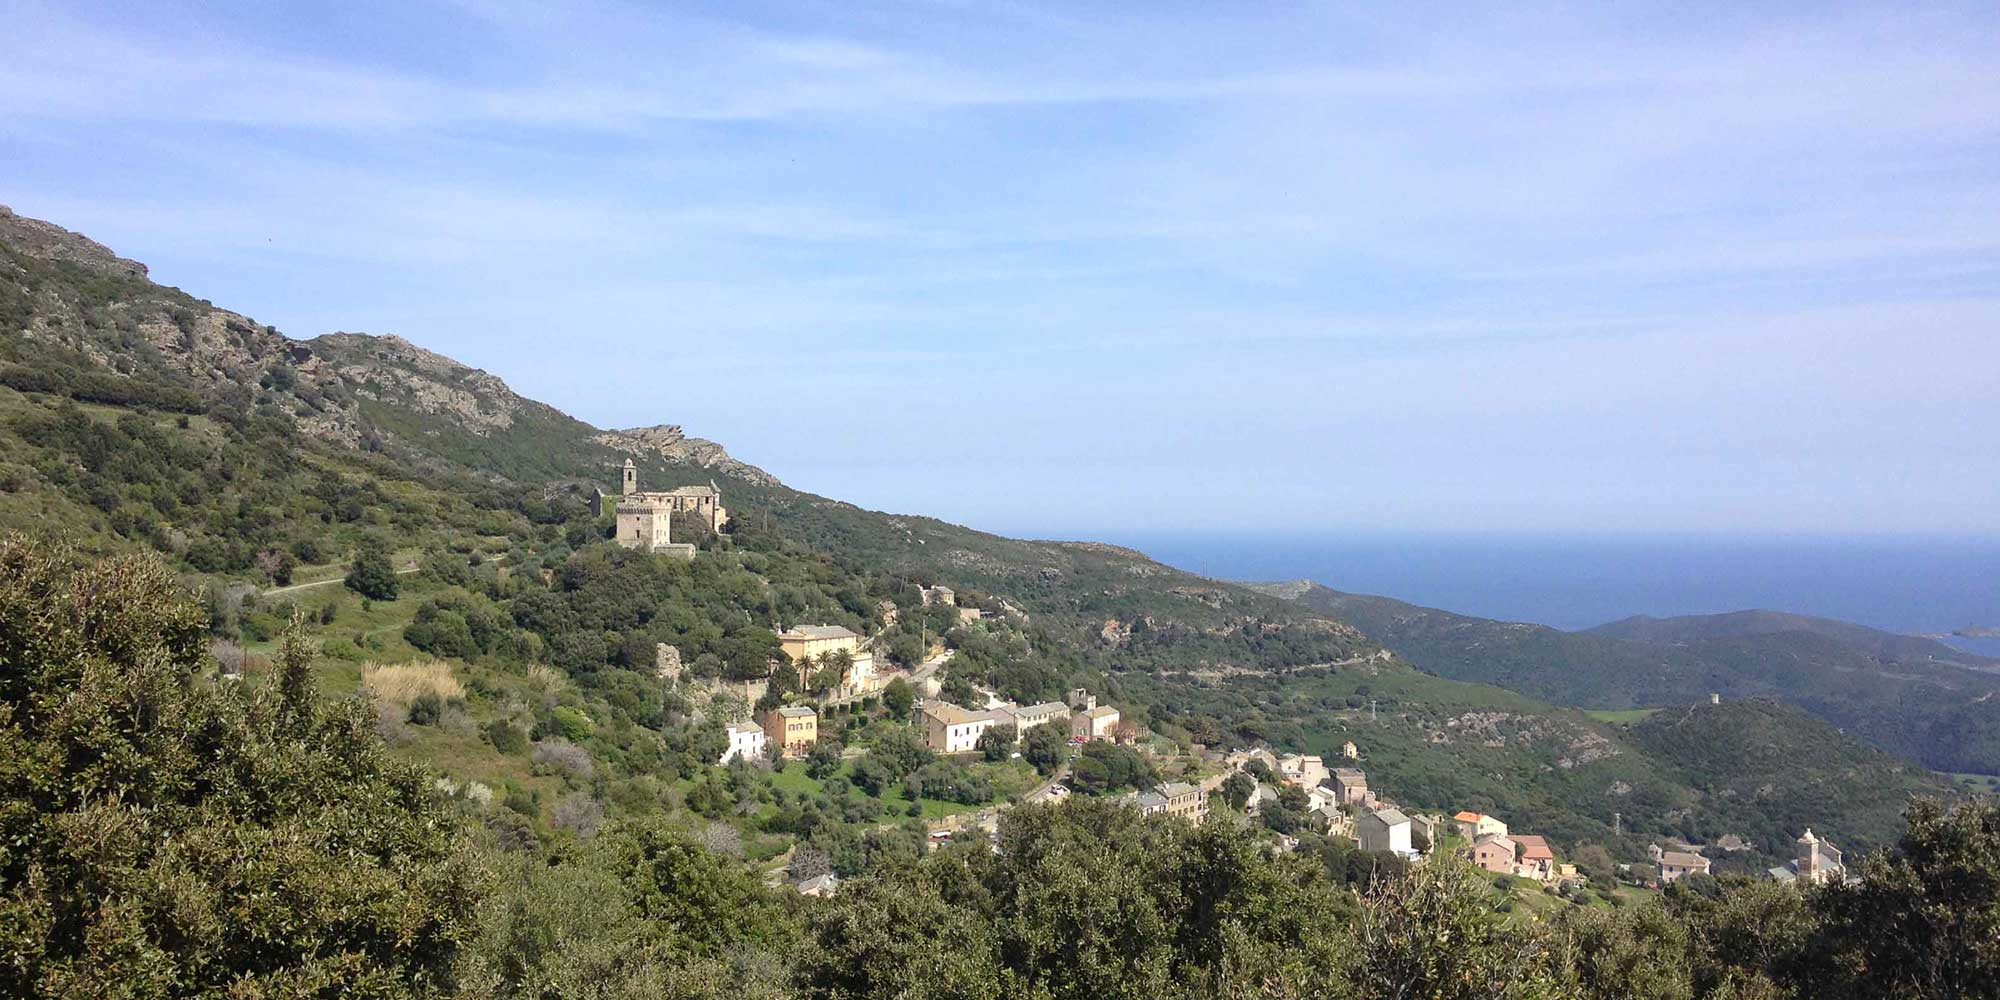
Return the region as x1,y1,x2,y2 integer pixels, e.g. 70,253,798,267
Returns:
0,205,148,278
308,332,548,435
596,424,780,486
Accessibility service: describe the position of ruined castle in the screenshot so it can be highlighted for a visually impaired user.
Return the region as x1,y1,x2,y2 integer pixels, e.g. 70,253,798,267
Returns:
610,459,729,557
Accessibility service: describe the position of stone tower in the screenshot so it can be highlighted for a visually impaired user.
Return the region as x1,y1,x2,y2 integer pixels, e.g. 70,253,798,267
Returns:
1798,829,1821,878
621,458,638,496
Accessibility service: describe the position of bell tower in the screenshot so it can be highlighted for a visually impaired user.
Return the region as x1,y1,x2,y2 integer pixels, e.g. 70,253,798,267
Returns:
621,458,638,496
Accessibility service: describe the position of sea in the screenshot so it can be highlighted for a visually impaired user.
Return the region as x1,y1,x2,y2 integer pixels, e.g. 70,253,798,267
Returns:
1092,533,2000,657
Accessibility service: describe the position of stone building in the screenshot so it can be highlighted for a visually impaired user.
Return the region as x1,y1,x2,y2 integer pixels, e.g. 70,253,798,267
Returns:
1358,807,1414,858
1768,829,1845,885
993,701,1070,734
1330,768,1370,807
610,460,700,558
1071,705,1121,742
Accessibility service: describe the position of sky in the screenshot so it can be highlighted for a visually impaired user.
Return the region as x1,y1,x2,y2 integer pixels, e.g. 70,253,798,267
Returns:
3,1,1998,538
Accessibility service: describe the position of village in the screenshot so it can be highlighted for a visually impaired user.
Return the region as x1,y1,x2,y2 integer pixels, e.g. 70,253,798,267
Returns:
612,466,1851,902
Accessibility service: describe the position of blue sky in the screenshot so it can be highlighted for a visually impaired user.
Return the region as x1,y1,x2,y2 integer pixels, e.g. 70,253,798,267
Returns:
4,1,1997,537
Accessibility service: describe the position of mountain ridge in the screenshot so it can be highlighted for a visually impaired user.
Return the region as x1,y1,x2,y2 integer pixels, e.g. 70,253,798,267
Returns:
1250,579,2000,773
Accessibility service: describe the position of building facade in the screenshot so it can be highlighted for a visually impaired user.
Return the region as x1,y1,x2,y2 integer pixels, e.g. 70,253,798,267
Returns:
1134,782,1209,823
1071,705,1121,741
1330,767,1370,806
762,705,818,757
610,460,700,558
1469,833,1517,874
922,700,1000,753
720,721,766,764
1358,807,1414,857
1453,811,1509,840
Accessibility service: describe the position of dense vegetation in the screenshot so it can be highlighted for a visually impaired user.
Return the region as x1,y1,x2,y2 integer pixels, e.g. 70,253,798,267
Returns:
6,538,2000,998
1268,583,2000,774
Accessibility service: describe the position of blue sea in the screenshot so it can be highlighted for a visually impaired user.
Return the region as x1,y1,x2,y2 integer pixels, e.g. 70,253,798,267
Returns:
1095,533,2000,656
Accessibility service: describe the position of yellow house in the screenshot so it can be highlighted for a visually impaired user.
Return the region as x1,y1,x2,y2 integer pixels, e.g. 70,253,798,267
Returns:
762,705,818,757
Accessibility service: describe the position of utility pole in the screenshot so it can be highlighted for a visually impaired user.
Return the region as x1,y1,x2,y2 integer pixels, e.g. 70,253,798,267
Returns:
1370,699,1378,723
1614,812,1622,836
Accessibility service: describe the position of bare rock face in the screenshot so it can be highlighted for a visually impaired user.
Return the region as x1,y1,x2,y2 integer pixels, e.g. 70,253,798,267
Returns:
596,424,780,486
309,332,534,435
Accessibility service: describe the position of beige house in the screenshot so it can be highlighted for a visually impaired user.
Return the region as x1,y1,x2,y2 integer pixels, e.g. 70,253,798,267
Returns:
1453,810,1508,840
1278,753,1330,789
1658,849,1711,883
1330,767,1370,807
921,700,1000,753
1134,782,1208,823
761,705,818,757
777,624,875,689
1513,834,1556,881
1469,833,1517,874
920,585,955,606
1000,701,1071,733
1341,741,1360,760
1071,705,1121,742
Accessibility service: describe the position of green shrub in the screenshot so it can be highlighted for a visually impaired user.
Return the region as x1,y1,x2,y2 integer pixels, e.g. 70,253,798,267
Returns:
486,719,528,754
407,691,444,726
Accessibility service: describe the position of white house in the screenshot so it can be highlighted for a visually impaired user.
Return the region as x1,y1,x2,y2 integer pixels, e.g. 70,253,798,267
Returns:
720,721,767,764
922,700,1000,753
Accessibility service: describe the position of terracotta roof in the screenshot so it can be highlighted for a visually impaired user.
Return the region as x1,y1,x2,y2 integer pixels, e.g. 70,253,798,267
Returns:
1661,851,1709,869
1514,835,1555,860
1454,810,1483,822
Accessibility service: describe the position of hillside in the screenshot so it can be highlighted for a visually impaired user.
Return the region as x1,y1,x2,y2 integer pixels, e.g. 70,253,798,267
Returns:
1254,581,2000,774
0,205,1958,876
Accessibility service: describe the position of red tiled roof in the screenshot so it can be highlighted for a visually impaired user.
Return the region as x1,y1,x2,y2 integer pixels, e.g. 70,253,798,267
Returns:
1514,835,1555,860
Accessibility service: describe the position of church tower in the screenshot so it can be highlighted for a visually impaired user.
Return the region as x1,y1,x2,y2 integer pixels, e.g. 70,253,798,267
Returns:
621,458,638,497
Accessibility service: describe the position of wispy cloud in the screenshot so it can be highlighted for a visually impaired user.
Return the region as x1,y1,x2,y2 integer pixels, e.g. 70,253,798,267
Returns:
2,0,1996,534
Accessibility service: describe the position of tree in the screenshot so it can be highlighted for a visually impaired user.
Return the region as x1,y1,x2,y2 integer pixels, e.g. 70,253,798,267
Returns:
344,540,400,600
1219,771,1255,811
1802,797,2000,999
1068,742,1156,795
0,537,476,996
806,737,845,780
796,868,1000,999
1575,843,1617,885
976,723,1017,762
1021,722,1068,776
881,677,915,721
